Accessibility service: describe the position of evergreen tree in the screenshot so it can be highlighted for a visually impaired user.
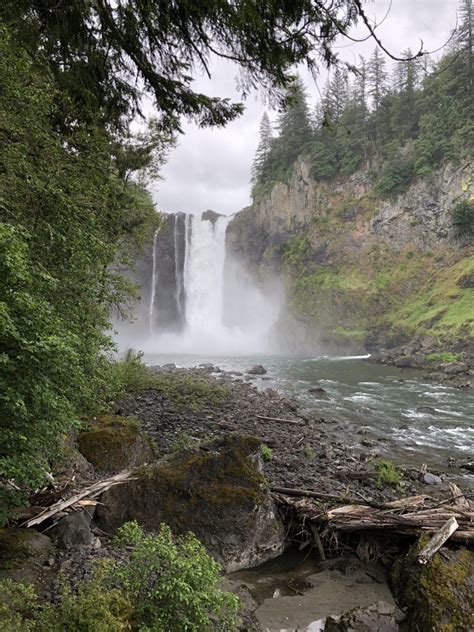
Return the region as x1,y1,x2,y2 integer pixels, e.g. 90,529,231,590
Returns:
251,112,273,186
327,68,349,120
457,0,473,89
368,47,388,112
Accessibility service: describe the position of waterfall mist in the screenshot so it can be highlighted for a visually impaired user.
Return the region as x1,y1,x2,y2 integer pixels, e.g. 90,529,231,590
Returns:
114,211,283,356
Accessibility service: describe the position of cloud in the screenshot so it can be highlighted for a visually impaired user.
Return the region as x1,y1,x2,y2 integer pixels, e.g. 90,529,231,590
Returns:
152,0,458,216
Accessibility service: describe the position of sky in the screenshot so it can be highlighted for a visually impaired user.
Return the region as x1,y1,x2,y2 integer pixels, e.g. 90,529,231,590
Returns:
151,0,460,216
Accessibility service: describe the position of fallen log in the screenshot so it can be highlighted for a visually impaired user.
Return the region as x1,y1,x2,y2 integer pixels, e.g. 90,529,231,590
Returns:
417,517,459,564
270,485,395,510
23,470,135,528
256,415,301,425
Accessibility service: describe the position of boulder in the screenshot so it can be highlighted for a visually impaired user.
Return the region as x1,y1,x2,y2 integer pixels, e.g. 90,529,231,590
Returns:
309,386,329,399
0,528,53,584
95,434,285,571
77,415,155,473
247,364,267,375
324,600,402,631
416,406,435,415
390,541,474,631
49,510,95,549
423,472,443,485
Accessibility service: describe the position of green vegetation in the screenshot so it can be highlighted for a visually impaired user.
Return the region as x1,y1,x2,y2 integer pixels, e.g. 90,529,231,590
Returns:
452,200,474,239
426,352,463,364
260,445,273,462
0,522,239,631
110,351,231,412
376,460,401,489
252,1,472,200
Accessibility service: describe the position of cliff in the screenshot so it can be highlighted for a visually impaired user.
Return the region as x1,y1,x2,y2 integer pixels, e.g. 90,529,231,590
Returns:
227,159,473,381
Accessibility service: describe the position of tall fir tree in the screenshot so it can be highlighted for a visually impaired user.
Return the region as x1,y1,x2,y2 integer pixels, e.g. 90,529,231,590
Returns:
368,47,388,112
251,112,273,186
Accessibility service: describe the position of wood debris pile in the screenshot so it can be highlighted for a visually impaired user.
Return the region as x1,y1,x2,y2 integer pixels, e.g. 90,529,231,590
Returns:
272,482,474,552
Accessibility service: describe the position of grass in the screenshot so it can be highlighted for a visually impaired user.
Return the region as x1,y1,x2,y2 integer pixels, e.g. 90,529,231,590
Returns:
260,444,273,462
426,352,463,364
110,351,231,412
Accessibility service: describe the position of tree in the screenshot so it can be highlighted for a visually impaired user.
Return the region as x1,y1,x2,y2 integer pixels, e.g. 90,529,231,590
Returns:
251,112,273,187
327,68,349,120
457,0,473,89
1,0,375,136
368,47,388,112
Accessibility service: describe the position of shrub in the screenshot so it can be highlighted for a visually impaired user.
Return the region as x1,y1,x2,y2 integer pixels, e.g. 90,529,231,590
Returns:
0,523,239,632
452,200,474,239
426,352,462,364
376,460,401,489
112,522,239,631
260,445,273,461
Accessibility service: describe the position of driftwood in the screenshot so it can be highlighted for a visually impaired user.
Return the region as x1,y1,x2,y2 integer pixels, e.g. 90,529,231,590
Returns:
256,415,301,425
23,470,135,528
273,485,474,547
417,517,459,564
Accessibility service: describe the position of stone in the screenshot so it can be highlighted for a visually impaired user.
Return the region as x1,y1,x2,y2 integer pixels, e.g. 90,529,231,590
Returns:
49,510,95,549
202,209,223,223
309,386,329,398
0,528,54,584
77,415,155,473
444,362,469,375
96,434,285,572
324,600,401,631
246,364,267,375
391,542,474,631
423,472,443,485
416,406,436,415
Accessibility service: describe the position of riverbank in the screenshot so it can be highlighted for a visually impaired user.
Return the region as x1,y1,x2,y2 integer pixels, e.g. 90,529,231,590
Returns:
1,363,473,630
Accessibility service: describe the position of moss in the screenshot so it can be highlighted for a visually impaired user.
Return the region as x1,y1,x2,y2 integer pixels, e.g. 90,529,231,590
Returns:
332,327,368,342
78,415,154,472
0,529,53,571
145,435,265,511
390,539,474,631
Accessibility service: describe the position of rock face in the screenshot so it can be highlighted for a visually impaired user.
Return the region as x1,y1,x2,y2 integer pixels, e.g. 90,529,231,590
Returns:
77,415,155,473
226,159,473,362
390,540,474,631
96,434,286,572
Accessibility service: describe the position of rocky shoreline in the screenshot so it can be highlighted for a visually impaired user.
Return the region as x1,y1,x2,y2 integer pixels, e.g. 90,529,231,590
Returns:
1,364,473,631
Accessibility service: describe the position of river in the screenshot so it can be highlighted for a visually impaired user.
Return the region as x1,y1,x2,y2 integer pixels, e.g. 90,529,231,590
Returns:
144,352,474,477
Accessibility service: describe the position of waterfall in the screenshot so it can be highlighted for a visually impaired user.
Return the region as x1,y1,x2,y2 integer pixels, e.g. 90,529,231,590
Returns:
183,214,231,337
110,209,281,355
148,229,159,335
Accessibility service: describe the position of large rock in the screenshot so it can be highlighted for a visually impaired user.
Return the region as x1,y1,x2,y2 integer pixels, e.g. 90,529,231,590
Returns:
0,528,53,584
96,434,285,571
49,510,96,549
390,540,474,631
77,415,155,473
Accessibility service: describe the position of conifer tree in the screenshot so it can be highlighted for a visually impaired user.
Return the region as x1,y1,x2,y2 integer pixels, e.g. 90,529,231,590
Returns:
368,47,388,112
251,112,273,185
327,67,349,120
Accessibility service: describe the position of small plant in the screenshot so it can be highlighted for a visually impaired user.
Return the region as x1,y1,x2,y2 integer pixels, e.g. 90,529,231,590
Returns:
168,432,196,453
452,199,474,239
260,444,273,461
376,460,401,489
426,352,462,364
304,444,315,460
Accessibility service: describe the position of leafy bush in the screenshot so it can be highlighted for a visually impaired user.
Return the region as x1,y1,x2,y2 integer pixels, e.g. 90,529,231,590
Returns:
426,352,462,364
376,460,401,489
452,200,474,239
260,445,273,461
0,523,239,631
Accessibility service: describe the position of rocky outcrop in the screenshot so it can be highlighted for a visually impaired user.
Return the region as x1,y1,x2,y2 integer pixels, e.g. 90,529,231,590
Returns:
226,159,473,362
95,434,286,572
390,540,474,631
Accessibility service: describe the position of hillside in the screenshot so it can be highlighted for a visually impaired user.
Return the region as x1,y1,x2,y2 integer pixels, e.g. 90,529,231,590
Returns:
227,158,473,382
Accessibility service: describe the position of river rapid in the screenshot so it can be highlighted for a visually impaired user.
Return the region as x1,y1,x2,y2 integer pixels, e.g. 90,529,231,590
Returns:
144,353,474,477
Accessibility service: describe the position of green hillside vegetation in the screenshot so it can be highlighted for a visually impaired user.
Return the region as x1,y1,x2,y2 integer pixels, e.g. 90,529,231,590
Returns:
252,0,473,350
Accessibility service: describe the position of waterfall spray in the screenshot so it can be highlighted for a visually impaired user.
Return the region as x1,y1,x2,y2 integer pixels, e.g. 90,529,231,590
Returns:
148,229,158,335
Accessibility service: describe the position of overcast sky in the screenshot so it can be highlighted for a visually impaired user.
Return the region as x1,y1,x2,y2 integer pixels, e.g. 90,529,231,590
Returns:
151,0,460,216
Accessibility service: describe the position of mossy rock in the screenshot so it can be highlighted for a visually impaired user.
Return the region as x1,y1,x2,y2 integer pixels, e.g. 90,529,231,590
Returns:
390,539,474,631
0,529,54,585
96,434,286,571
77,415,155,473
